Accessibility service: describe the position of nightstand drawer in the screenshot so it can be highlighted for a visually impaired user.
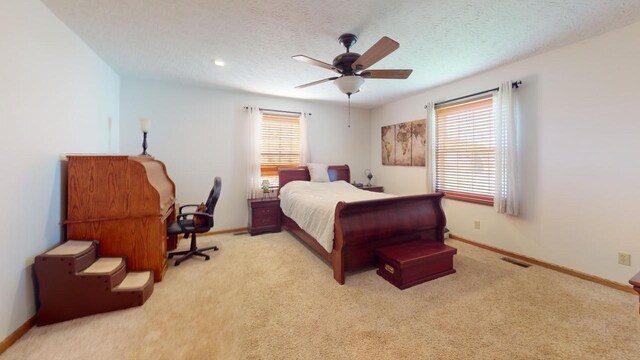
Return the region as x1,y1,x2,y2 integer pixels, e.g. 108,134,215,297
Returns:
251,208,278,226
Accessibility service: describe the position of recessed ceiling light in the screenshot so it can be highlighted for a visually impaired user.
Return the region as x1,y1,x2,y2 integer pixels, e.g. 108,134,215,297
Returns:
214,59,225,67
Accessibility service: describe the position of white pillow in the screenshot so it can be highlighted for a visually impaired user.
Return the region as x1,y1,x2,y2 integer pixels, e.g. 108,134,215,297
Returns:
307,163,330,182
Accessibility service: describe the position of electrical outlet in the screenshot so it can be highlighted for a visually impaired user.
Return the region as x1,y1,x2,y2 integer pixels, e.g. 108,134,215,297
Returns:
474,220,480,230
618,253,631,266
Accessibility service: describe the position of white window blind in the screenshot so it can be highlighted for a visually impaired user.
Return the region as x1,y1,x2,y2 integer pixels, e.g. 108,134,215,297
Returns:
260,113,301,186
435,96,495,204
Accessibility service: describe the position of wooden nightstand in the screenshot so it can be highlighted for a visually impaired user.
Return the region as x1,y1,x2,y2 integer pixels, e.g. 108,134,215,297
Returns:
248,198,281,236
361,185,384,193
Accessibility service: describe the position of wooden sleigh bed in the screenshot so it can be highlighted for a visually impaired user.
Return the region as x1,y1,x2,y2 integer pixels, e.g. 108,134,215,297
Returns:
278,165,446,285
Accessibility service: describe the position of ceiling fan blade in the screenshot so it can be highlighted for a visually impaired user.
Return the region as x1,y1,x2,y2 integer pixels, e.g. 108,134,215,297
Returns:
292,55,337,71
351,36,399,71
295,77,339,89
360,69,413,79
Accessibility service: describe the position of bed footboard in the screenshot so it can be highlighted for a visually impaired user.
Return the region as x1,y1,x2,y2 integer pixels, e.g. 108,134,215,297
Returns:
332,193,446,284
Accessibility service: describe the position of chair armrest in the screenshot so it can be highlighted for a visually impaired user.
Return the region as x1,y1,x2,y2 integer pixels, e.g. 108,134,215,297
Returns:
176,212,212,220
179,204,200,213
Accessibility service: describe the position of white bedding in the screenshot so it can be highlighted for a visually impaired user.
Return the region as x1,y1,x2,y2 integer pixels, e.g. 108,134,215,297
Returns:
279,180,395,252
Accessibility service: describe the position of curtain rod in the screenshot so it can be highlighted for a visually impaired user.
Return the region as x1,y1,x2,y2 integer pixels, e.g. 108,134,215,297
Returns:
426,81,522,109
243,106,310,116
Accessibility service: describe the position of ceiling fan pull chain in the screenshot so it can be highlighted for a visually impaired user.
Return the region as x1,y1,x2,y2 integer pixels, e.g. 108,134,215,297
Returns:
348,94,351,128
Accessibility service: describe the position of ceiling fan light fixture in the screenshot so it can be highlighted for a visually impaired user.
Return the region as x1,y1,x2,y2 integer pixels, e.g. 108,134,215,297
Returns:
334,75,364,95
293,34,411,96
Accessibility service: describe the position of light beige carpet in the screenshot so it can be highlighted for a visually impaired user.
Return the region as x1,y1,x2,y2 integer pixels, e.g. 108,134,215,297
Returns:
3,232,640,359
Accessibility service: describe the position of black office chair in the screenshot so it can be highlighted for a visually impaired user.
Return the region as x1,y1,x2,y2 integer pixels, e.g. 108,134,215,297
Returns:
167,177,221,265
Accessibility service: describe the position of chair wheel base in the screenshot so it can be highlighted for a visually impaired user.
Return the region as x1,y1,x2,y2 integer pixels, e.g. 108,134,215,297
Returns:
168,245,219,266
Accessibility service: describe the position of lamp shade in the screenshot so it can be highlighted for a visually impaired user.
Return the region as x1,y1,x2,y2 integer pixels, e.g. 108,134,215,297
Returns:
334,75,364,95
139,118,151,132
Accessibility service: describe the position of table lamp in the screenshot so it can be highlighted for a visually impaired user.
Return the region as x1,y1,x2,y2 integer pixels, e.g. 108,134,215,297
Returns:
261,180,270,199
139,118,151,156
364,169,373,186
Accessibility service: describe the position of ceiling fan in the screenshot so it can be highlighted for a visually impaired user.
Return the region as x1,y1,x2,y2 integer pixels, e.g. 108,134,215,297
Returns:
293,33,412,96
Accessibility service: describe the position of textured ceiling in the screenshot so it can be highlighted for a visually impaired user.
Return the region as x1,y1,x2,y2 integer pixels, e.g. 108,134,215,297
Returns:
42,0,640,108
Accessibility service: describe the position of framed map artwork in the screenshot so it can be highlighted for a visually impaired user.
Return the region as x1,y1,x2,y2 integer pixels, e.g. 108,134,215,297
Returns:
381,125,395,165
381,119,426,167
411,120,426,166
395,122,412,165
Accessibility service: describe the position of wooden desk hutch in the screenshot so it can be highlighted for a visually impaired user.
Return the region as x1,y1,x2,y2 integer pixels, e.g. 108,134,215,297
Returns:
65,155,177,282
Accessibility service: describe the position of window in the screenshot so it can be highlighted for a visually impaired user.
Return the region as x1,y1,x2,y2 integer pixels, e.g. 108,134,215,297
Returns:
435,95,495,205
260,113,302,186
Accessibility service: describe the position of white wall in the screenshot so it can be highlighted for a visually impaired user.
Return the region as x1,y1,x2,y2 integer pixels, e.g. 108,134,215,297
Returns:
119,78,371,230
0,0,119,340
371,22,640,285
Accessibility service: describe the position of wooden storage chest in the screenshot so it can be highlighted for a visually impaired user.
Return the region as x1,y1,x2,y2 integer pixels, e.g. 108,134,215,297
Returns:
375,241,457,289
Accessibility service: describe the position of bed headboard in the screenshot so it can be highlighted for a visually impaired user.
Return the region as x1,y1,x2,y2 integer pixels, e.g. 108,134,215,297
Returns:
278,165,350,190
